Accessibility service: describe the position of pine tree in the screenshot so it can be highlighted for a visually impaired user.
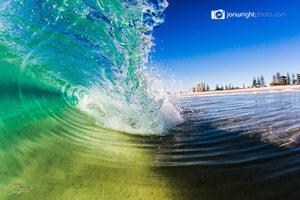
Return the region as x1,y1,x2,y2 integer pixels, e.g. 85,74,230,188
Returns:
215,84,219,91
292,73,296,84
276,72,281,82
252,77,257,87
272,75,276,82
257,77,261,86
206,85,210,91
260,75,265,87
287,72,291,85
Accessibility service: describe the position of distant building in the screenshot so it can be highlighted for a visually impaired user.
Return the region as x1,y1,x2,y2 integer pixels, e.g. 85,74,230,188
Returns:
189,87,198,93
197,82,205,92
189,82,205,93
270,82,280,86
297,74,300,84
278,76,287,85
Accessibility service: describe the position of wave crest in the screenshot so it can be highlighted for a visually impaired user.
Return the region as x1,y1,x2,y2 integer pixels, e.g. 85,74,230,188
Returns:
0,0,182,134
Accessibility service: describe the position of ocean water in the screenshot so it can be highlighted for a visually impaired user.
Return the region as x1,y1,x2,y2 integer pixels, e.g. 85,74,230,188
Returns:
1,0,300,199
1,89,300,199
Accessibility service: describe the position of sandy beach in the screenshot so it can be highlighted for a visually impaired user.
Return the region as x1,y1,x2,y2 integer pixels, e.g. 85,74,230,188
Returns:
177,85,300,96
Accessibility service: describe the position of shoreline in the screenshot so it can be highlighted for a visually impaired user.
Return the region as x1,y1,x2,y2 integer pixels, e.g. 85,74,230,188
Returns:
174,85,300,96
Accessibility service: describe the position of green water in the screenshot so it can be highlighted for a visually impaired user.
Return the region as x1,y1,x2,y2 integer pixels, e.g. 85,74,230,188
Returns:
0,96,171,199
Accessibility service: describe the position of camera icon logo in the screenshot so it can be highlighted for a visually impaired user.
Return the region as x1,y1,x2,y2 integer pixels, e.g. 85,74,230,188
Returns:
211,9,225,19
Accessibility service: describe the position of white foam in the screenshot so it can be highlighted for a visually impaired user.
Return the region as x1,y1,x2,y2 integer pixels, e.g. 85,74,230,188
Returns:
159,100,183,129
77,83,182,135
282,88,294,92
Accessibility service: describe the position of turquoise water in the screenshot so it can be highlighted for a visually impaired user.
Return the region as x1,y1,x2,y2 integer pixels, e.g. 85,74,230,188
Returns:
0,0,176,135
1,0,300,199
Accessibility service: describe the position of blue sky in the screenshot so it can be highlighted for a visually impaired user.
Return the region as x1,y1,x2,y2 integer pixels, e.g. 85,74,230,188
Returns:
151,0,300,91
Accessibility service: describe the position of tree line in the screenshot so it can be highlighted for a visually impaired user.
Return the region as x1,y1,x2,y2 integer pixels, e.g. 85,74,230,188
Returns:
199,72,298,92
271,72,298,85
252,75,266,87
215,83,238,91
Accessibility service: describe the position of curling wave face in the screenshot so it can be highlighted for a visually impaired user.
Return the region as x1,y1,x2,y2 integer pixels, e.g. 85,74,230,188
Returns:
0,0,181,134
